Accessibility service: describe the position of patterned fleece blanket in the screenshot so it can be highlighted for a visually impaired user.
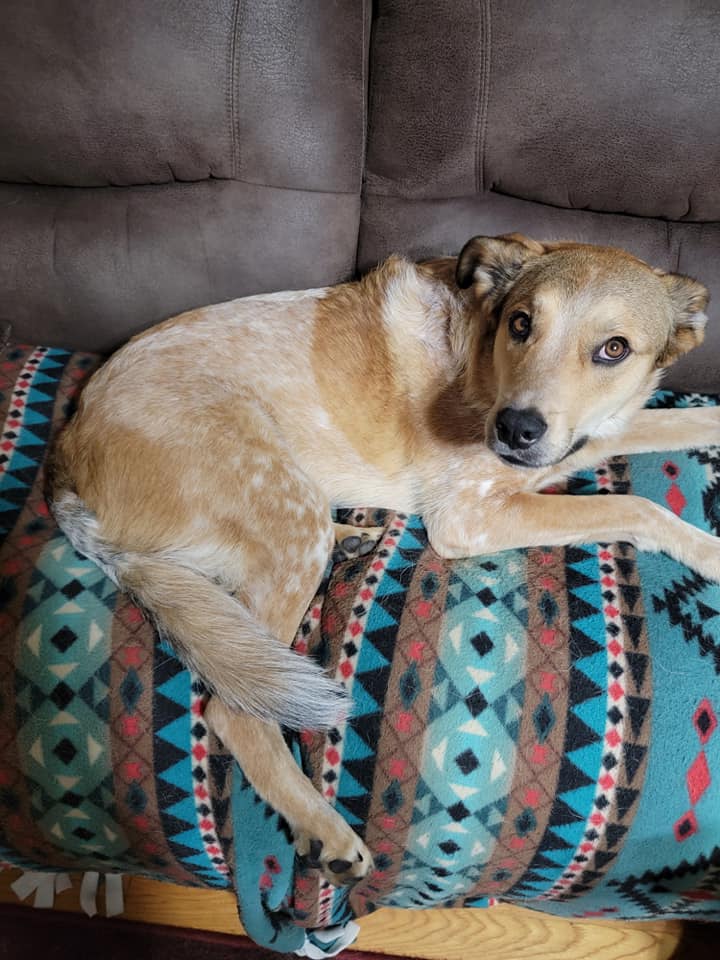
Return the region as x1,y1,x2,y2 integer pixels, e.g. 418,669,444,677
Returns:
0,344,719,954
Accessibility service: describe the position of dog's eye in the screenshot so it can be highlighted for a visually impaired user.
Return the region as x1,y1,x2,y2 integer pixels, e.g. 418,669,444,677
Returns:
594,336,630,364
508,310,532,341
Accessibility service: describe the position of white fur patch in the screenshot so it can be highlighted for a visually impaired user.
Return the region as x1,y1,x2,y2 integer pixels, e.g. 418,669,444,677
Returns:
51,491,121,585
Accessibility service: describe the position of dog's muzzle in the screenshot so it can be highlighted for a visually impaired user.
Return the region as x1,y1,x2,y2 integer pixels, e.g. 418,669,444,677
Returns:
495,407,548,450
491,412,590,469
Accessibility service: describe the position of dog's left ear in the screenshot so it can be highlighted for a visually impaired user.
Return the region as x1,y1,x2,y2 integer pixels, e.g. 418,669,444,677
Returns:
655,271,710,366
456,233,545,297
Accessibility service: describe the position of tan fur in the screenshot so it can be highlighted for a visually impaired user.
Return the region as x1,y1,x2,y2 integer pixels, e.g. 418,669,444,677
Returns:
50,235,719,885
312,260,413,473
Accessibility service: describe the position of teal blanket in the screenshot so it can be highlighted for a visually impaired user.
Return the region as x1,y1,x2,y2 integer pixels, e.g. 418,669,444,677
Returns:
1,344,718,955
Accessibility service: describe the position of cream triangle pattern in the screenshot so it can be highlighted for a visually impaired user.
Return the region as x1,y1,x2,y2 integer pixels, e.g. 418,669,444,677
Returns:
15,534,130,863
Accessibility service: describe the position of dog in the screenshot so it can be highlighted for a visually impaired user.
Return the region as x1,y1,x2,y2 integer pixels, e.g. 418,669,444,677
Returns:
49,233,720,885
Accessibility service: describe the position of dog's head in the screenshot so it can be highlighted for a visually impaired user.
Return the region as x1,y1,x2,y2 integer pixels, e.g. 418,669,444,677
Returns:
456,233,709,468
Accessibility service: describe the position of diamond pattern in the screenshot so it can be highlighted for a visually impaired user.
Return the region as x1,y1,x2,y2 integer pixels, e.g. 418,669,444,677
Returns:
465,688,488,717
0,347,231,886
455,749,480,776
397,548,527,905
511,542,607,899
533,694,556,742
694,700,717,744
687,753,710,806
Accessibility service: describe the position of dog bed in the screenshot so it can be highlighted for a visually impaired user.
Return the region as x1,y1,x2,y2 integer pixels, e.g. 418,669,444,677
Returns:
1,343,719,955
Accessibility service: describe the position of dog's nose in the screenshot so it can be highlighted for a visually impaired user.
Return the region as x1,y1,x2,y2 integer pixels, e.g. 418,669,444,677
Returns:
495,407,547,450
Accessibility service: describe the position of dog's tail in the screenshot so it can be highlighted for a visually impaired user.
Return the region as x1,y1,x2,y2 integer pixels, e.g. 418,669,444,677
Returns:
51,491,347,731
120,556,347,730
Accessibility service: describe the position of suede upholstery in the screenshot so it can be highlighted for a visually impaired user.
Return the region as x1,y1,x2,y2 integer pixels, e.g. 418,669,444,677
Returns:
1,0,718,390
0,0,369,351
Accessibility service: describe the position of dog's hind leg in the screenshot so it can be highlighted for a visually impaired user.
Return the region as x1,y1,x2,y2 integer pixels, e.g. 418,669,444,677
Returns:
201,455,373,886
56,388,374,886
205,544,373,885
207,702,371,885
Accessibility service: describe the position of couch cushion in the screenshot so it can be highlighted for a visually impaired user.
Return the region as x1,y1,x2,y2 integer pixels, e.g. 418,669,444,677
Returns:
0,0,368,193
365,0,720,219
0,0,370,350
0,181,361,352
0,0,234,188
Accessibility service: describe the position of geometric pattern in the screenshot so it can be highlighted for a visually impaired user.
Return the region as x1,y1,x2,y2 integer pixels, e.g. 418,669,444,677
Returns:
674,698,716,843
508,538,608,900
297,393,720,929
188,682,230,880
0,347,231,891
393,547,527,906
2,346,720,953
15,535,128,865
317,513,409,818
316,513,420,925
152,642,229,887
640,391,720,674
651,571,720,676
1,346,59,538
607,846,720,917
461,545,571,904
540,459,652,899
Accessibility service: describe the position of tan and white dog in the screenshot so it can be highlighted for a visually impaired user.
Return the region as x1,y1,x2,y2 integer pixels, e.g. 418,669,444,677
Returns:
50,233,720,884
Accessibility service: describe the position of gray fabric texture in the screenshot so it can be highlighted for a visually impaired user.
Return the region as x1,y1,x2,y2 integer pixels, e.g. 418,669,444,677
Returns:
1,181,361,352
1,0,369,348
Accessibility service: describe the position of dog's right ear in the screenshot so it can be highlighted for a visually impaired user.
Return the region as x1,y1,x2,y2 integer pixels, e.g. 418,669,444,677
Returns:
455,233,546,298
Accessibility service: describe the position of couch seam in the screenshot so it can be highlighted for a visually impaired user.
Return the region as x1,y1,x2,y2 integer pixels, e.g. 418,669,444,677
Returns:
227,0,242,180
0,177,360,198
356,0,375,276
359,187,718,228
360,0,369,197
475,0,492,195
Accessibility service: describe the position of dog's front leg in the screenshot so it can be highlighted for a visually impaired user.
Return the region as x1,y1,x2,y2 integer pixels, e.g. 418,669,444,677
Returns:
425,491,720,582
576,406,720,464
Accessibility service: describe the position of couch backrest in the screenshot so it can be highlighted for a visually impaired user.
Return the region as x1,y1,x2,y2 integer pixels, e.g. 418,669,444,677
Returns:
0,0,369,351
360,0,720,391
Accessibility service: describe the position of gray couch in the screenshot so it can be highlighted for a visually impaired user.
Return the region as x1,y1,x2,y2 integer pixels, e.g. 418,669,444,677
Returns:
2,0,719,392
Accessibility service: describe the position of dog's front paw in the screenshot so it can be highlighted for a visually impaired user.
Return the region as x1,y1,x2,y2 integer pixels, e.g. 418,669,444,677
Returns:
295,812,373,886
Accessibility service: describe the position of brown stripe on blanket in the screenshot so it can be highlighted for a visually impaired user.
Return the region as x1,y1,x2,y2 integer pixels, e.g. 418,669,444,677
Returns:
461,546,572,902
350,547,450,916
297,544,384,923
208,738,236,877
302,552,369,785
109,597,197,883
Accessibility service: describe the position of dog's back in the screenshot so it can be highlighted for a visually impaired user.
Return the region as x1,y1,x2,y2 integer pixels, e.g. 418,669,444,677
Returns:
49,289,357,731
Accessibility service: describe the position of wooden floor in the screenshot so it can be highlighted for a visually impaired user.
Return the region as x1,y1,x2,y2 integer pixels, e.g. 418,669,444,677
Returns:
0,869,711,959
